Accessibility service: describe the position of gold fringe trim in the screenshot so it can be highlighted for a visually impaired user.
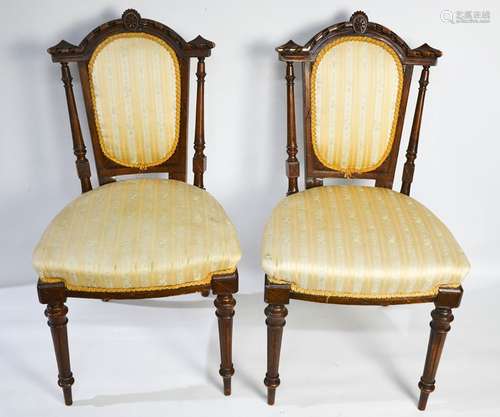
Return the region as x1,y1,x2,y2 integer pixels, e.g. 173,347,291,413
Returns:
88,32,181,169
39,267,236,293
310,36,404,175
267,276,462,300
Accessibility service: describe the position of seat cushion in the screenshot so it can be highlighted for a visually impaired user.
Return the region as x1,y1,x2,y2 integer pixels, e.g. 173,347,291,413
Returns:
33,179,241,292
262,186,470,299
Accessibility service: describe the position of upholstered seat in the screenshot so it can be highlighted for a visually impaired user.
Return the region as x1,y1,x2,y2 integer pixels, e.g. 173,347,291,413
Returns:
262,185,469,298
34,179,241,292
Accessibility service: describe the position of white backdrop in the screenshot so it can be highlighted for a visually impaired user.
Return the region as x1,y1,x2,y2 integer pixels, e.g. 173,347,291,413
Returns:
1,0,499,293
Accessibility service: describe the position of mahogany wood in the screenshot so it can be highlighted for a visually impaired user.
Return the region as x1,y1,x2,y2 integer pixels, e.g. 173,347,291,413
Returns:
212,272,238,395
267,11,461,410
60,63,92,193
40,9,236,405
214,296,235,395
263,277,290,404
264,304,288,405
263,276,290,405
193,56,207,189
285,62,299,195
46,302,74,405
38,281,74,405
418,287,462,410
401,65,430,195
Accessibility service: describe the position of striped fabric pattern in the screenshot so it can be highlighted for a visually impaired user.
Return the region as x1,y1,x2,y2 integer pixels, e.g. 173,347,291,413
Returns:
262,186,470,298
89,33,180,169
311,37,403,176
33,179,241,291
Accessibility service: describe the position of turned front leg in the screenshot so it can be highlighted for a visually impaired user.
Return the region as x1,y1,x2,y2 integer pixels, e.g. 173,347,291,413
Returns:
418,306,453,410
214,294,236,395
45,302,74,405
264,304,288,405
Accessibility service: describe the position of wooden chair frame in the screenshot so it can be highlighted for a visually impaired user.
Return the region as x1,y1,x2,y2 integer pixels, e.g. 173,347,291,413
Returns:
39,9,237,405
264,11,463,410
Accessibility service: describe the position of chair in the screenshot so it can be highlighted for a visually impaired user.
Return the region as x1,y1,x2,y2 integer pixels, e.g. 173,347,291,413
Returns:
35,9,240,405
262,11,469,409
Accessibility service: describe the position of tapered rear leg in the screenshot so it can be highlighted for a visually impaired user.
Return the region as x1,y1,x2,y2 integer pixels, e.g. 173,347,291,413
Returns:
201,289,210,297
418,287,463,410
212,272,238,395
38,280,74,405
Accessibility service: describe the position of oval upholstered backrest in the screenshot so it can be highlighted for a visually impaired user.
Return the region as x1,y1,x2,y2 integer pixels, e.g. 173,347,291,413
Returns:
311,36,404,176
89,33,180,169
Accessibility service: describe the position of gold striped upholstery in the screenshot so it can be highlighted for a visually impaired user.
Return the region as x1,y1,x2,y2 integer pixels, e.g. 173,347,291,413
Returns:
89,33,180,169
33,179,241,292
311,37,403,176
262,186,469,298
